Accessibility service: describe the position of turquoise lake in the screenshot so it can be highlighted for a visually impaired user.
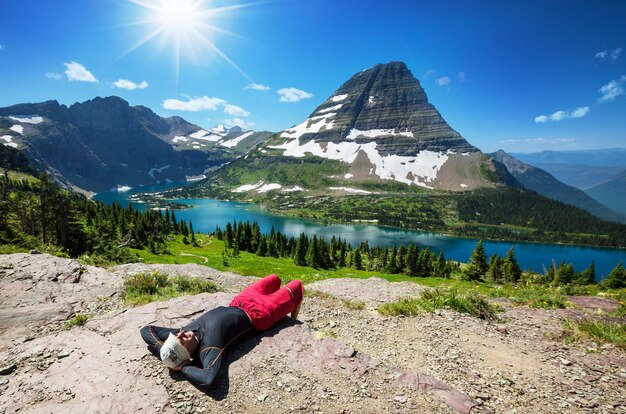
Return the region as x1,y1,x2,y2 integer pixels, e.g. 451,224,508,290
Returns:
94,182,626,279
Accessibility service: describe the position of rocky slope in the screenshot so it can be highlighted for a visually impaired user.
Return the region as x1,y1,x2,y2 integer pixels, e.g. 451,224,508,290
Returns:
0,98,271,193
1,253,625,414
491,150,626,223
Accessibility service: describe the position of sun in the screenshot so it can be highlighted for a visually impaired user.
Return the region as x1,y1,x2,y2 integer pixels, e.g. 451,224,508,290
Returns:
126,0,255,84
156,0,203,34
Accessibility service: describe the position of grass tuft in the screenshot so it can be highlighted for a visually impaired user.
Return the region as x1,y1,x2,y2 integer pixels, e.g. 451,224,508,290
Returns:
485,285,568,309
122,271,219,306
342,299,365,310
64,313,93,330
377,288,499,320
562,318,626,350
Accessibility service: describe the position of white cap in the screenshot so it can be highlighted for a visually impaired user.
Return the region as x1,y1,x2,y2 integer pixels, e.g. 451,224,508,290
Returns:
160,333,191,369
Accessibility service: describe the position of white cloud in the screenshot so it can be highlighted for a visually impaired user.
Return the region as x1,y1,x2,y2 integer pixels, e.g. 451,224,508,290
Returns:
423,69,436,78
435,76,451,86
277,87,314,103
163,95,251,119
45,72,62,80
535,106,590,123
163,96,227,111
570,106,590,118
224,118,255,129
458,71,466,82
611,48,623,59
599,78,624,102
113,79,149,90
64,61,98,83
549,111,568,122
246,83,271,91
594,48,622,60
224,104,250,117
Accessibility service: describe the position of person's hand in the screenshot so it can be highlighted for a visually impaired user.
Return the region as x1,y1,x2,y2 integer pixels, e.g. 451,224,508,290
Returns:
171,360,189,372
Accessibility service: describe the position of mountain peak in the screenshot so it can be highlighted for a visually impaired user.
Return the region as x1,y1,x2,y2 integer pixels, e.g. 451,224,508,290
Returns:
278,61,476,155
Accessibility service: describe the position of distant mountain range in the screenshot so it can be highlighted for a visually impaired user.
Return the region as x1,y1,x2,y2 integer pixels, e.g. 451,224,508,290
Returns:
511,149,626,189
510,149,626,217
491,150,626,223
586,170,626,217
0,97,272,193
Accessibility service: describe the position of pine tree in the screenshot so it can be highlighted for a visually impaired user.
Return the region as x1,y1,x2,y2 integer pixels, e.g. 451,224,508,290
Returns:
385,245,399,274
338,242,347,267
580,261,596,285
352,248,363,270
256,237,268,256
504,246,522,282
602,262,626,289
224,223,233,247
306,235,320,268
293,233,308,266
189,221,196,244
465,240,488,281
553,261,575,285
542,261,556,284
434,251,449,278
405,245,419,276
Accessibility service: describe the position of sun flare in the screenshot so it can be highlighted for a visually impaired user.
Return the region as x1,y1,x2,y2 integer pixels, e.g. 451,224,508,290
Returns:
154,0,203,34
127,0,254,84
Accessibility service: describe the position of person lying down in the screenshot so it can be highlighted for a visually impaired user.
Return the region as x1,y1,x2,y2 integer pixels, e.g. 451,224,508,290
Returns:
140,274,304,389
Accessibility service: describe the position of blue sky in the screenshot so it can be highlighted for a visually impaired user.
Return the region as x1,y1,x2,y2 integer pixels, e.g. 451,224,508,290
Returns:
0,0,624,153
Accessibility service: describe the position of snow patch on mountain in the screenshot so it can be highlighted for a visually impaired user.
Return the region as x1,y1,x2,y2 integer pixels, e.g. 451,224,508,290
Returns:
10,125,24,135
231,181,283,193
330,94,348,102
329,187,372,194
9,115,44,124
221,131,254,148
281,113,337,140
346,128,413,140
172,136,188,143
270,137,451,186
1,135,18,148
190,130,209,139
317,104,343,114
257,183,282,193
281,186,305,193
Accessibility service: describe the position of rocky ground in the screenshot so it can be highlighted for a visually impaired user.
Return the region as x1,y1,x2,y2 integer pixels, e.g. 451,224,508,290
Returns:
0,253,624,413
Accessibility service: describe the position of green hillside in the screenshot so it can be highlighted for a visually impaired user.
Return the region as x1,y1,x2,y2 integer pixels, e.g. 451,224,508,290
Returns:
169,152,626,248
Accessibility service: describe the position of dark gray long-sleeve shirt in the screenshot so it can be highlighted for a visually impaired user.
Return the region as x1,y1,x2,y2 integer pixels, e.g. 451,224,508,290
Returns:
140,306,253,388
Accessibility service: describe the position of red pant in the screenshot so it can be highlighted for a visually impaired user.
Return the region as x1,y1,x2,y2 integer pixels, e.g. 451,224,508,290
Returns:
230,274,304,331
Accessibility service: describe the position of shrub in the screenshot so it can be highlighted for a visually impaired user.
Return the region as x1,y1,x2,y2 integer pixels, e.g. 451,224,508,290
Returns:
122,271,219,305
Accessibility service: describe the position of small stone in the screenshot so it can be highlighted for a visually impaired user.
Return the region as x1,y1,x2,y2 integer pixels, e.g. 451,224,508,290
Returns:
328,321,337,328
257,393,268,402
0,364,17,375
57,350,72,359
394,395,407,404
475,393,490,400
559,358,572,366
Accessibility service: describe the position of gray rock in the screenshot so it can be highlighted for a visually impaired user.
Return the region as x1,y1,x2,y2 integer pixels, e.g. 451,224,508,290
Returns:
0,364,16,375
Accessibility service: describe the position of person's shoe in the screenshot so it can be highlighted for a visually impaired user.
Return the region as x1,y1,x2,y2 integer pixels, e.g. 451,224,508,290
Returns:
291,300,302,320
